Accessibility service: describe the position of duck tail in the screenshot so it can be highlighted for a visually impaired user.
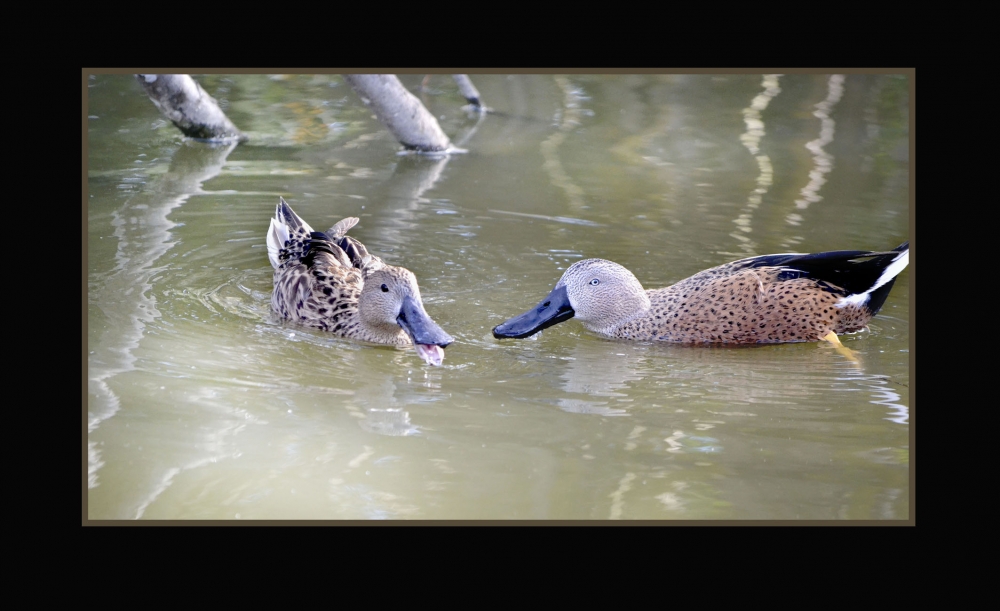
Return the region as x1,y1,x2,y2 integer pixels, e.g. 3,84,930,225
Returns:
837,241,909,315
267,197,314,269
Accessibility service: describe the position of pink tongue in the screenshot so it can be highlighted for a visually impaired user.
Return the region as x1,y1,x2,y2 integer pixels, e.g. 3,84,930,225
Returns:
415,344,444,366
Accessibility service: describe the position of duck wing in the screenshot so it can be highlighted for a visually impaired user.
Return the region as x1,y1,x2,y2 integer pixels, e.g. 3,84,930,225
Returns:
327,217,360,240
728,242,909,314
334,234,386,274
272,231,364,328
267,198,316,269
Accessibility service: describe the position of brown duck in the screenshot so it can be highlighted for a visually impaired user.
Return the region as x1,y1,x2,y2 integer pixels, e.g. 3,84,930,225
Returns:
267,198,453,366
493,243,909,349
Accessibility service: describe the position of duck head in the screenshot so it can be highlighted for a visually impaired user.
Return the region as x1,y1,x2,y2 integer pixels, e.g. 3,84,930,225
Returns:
361,266,454,365
492,259,651,339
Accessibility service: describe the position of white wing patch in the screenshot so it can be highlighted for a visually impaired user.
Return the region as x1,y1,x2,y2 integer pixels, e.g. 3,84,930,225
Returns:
266,217,287,269
267,202,317,269
835,247,909,309
871,248,909,293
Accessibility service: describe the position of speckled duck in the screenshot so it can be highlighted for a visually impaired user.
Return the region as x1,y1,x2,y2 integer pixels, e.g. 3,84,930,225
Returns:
492,243,909,348
267,198,453,366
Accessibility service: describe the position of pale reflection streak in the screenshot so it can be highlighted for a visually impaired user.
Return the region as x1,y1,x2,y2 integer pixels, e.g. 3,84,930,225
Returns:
608,472,636,519
347,446,375,468
624,425,647,451
550,348,661,518
835,372,908,424
450,98,490,149
664,430,686,453
866,378,909,425
134,467,181,518
488,209,601,227
253,315,433,437
306,99,456,244
343,350,445,436
134,391,261,518
362,153,450,248
556,348,647,416
731,75,781,255
879,488,902,520
655,490,683,511
539,76,589,211
88,141,237,490
87,441,104,490
134,456,231,519
783,75,845,248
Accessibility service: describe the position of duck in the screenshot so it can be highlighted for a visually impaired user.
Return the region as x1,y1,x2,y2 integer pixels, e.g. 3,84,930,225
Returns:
492,242,909,350
267,197,453,366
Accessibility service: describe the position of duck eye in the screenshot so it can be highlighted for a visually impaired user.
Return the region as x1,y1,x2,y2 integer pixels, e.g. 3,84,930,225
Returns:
381,284,389,292
590,278,600,286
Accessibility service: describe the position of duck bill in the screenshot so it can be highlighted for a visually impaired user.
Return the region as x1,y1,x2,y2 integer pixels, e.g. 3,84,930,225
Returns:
397,295,454,366
492,284,575,339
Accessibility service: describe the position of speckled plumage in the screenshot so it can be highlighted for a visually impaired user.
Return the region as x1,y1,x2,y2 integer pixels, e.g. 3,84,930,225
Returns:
267,198,453,365
493,243,909,345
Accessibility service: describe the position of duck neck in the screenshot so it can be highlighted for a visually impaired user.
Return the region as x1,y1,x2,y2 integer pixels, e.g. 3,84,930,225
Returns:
585,290,652,336
358,319,410,346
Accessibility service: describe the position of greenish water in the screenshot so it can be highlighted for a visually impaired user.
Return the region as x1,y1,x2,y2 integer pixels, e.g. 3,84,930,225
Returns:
87,73,910,521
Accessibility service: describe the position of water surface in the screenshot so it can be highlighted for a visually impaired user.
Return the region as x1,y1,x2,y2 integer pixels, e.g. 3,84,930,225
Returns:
86,73,911,521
